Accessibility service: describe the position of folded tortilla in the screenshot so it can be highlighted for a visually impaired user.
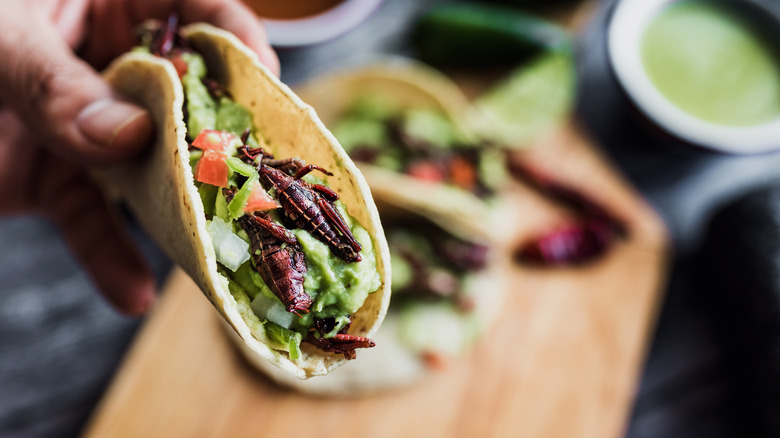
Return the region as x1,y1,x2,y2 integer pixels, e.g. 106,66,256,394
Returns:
99,23,391,379
295,60,501,240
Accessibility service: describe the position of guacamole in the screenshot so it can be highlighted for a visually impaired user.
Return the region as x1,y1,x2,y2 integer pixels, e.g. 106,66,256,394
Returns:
179,51,380,358
181,51,260,145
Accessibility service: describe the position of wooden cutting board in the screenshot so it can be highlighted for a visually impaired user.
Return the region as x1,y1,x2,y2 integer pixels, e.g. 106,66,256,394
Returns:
82,119,668,438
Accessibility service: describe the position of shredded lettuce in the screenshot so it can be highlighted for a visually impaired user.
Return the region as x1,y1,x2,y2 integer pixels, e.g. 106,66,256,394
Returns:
225,273,303,360
198,184,218,217
225,277,268,344
214,189,230,222
264,322,303,360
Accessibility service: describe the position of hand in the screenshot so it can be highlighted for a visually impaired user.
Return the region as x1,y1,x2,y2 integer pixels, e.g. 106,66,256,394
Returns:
0,0,279,315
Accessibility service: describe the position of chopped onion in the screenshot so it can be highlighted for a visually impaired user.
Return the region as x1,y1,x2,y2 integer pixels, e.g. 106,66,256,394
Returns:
252,293,294,329
207,217,250,271
218,234,251,272
266,301,295,328
206,217,231,248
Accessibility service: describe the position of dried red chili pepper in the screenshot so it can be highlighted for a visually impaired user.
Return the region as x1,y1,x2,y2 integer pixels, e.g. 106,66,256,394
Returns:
510,160,628,266
515,218,621,266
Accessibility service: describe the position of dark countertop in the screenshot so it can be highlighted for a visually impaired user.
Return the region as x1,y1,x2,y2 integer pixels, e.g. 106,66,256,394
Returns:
2,0,779,437
0,217,170,438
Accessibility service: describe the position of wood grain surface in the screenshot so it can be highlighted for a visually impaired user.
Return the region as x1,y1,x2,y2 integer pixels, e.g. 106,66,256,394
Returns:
82,119,669,438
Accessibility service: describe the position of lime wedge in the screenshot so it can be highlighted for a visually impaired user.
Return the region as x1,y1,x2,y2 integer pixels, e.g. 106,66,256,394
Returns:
472,52,576,148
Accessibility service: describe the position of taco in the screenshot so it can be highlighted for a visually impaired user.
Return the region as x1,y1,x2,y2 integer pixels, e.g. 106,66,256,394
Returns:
294,60,509,239
228,63,509,394
239,193,507,395
99,19,391,379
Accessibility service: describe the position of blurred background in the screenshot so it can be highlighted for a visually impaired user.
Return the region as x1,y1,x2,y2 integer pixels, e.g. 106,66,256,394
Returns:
2,0,780,436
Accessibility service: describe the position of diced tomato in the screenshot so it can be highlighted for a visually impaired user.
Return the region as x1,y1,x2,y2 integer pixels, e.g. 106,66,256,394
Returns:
421,351,449,370
194,149,228,187
449,155,477,191
244,180,278,212
169,55,188,78
406,161,445,183
191,130,236,152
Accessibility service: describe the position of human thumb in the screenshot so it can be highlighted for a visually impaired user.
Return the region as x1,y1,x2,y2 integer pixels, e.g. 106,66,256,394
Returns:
0,4,153,165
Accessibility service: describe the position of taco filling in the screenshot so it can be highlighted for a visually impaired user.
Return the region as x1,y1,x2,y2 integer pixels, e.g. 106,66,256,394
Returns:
331,95,506,198
387,217,489,362
137,19,380,360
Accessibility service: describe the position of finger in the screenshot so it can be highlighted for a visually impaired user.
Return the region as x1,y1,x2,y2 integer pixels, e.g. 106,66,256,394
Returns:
36,163,156,315
124,0,280,76
183,0,281,76
0,111,39,214
0,1,153,166
51,0,90,49
0,108,154,314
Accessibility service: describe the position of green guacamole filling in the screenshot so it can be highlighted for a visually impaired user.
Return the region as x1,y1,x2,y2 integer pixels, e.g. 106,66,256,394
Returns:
178,51,380,358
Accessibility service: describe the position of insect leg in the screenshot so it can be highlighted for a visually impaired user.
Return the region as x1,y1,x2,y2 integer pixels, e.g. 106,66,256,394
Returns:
294,164,333,180
250,215,298,244
311,184,339,202
318,198,362,255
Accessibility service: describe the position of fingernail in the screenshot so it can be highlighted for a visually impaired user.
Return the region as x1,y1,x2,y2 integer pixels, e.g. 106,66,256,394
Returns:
77,98,149,148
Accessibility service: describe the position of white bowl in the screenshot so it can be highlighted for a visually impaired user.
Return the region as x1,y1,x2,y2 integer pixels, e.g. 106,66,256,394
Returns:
262,0,384,48
608,0,780,154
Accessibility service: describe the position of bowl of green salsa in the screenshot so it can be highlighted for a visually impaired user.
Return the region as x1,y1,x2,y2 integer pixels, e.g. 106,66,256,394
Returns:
609,0,780,153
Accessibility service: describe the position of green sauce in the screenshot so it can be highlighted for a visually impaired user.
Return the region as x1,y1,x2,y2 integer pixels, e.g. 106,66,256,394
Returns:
641,0,780,126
